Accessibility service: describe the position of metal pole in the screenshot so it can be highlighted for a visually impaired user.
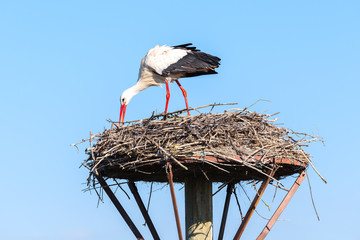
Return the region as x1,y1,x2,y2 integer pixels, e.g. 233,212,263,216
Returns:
218,183,234,240
257,171,306,240
233,169,276,240
166,162,184,240
95,175,144,240
128,181,161,240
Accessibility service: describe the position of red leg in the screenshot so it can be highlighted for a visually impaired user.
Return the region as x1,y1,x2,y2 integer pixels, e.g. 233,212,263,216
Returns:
175,80,190,115
165,81,170,114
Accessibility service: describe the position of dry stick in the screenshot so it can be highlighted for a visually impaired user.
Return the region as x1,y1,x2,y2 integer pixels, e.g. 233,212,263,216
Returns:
153,102,238,118
80,161,90,170
207,151,281,185
272,182,279,202
212,183,228,197
225,108,254,115
72,137,94,147
142,182,154,227
89,132,95,161
93,179,104,207
91,157,105,174
243,145,273,162
269,182,288,192
110,102,238,124
209,102,216,113
83,182,129,192
89,131,102,174
145,136,188,170
203,160,230,174
98,185,104,208
300,151,327,183
114,179,131,200
306,170,320,221
238,183,270,221
233,186,244,220
244,99,271,111
225,99,270,115
253,181,271,211
146,182,153,212
199,167,210,180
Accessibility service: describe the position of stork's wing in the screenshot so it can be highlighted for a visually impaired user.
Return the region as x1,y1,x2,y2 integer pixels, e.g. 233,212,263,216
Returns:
144,44,221,78
161,51,221,78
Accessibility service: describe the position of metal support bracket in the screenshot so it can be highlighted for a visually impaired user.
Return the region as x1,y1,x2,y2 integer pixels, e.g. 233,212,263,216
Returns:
166,162,183,240
218,182,235,240
94,167,305,240
233,169,276,240
256,171,307,240
95,175,144,240
128,181,161,240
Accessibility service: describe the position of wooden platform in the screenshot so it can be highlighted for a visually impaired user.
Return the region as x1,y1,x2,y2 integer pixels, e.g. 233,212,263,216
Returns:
98,155,307,183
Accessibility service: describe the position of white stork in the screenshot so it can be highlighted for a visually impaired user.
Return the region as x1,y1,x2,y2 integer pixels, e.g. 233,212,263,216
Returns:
119,43,221,123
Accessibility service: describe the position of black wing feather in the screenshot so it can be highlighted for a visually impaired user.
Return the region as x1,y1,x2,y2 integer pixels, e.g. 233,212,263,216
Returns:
162,50,221,78
172,43,200,52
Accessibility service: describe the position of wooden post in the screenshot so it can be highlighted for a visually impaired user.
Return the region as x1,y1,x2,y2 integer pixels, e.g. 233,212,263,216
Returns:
185,178,213,240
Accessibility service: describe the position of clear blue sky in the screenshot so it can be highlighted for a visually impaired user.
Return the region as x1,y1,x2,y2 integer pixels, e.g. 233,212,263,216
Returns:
1,1,359,239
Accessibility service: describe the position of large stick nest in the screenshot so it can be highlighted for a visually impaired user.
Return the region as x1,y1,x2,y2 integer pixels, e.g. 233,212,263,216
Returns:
76,103,323,183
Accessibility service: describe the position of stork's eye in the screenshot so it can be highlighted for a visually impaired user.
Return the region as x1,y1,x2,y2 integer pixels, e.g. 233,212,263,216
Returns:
121,98,125,103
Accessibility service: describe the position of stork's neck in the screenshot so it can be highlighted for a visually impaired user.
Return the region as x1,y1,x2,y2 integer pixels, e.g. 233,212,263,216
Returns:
122,68,162,104
124,79,150,100
138,67,164,86
126,82,145,97
137,79,150,91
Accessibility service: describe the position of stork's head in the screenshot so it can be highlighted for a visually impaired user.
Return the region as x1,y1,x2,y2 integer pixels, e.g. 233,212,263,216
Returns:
119,87,137,124
120,88,135,106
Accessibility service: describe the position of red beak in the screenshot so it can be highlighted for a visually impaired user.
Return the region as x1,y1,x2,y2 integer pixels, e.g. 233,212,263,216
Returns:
119,104,127,125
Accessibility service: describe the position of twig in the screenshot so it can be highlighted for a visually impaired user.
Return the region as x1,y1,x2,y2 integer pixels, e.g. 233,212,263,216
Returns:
233,186,244,220
301,151,327,183
143,182,154,226
253,181,270,210
306,170,320,221
212,183,227,196
114,179,130,199
145,136,188,170
108,102,238,124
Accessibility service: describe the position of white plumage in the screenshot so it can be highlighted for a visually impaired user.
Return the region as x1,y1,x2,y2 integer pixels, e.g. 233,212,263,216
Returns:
119,43,221,124
144,45,188,75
